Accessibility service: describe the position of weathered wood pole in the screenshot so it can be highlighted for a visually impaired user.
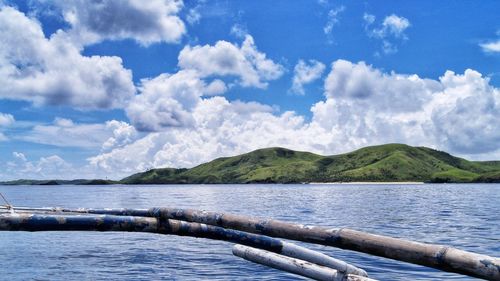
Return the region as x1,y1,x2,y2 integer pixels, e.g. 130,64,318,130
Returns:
280,241,367,277
61,207,499,280
0,212,367,277
233,244,377,281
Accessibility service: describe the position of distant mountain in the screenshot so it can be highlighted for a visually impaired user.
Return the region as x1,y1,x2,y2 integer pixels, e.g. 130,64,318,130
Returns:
0,179,117,186
2,144,499,185
120,144,500,184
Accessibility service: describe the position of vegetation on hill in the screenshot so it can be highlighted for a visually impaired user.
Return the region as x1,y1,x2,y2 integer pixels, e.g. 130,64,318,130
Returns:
2,144,499,185
120,144,500,184
0,179,117,185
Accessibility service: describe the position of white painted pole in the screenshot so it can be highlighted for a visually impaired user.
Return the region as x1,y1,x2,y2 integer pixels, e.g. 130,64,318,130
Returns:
233,244,377,281
281,242,368,277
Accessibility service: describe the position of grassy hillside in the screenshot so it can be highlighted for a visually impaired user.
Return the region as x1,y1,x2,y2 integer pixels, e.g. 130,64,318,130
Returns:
121,144,500,184
3,144,499,185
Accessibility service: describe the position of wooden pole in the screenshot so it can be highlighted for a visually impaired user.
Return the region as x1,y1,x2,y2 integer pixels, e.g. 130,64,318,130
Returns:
56,207,499,280
0,212,367,277
233,244,377,281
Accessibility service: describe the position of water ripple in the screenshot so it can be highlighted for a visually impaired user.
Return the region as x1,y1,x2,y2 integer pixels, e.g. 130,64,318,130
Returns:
0,183,498,280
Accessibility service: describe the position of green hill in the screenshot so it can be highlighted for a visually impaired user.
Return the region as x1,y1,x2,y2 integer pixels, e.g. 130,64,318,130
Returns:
3,144,499,185
121,144,500,184
0,179,117,185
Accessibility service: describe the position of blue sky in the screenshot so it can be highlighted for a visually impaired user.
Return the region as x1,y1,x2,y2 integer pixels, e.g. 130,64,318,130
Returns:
0,0,499,180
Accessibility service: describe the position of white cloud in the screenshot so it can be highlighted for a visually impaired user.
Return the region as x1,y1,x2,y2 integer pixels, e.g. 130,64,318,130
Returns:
54,0,186,46
13,151,27,162
480,40,500,53
126,70,218,131
380,14,411,38
89,97,314,176
230,24,248,39
186,0,206,25
88,60,500,177
0,6,135,109
101,120,139,151
290,60,326,95
0,112,14,141
5,152,74,180
0,112,14,126
363,13,375,25
186,8,201,25
430,70,500,153
19,118,138,149
323,60,439,110
126,34,283,132
178,35,284,88
205,79,227,95
364,13,410,55
323,6,345,42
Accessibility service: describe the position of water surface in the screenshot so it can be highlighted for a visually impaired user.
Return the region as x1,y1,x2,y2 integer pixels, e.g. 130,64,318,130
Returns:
0,184,498,280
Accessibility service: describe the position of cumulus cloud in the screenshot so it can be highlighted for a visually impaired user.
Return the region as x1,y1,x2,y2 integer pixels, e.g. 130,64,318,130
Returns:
323,60,439,110
430,70,500,153
126,70,217,131
19,118,138,149
88,60,500,177
54,0,185,46
178,35,284,88
322,61,500,154
480,40,500,53
89,97,315,175
5,152,74,179
126,34,282,132
101,120,139,151
364,13,410,55
0,6,135,109
0,112,14,126
290,59,326,95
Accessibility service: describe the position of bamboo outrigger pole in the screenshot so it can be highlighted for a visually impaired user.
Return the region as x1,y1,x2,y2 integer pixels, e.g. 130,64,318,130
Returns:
233,244,376,281
0,211,369,278
58,207,500,280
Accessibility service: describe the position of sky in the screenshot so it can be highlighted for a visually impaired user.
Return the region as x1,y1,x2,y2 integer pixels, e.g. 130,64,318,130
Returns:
0,0,499,180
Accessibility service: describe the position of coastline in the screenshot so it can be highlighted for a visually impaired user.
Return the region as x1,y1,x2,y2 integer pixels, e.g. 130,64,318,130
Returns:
308,181,425,185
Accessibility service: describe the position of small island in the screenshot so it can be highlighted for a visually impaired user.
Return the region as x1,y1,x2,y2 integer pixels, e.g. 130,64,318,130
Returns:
2,143,500,185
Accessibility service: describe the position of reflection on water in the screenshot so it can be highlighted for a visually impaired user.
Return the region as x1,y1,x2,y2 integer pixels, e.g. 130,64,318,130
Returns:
0,184,498,280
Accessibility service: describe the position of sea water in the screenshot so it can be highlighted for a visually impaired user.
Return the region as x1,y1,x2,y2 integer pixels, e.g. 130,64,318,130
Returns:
0,184,498,280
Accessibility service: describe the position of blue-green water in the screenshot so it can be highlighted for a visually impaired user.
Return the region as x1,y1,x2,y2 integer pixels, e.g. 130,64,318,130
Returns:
0,184,498,280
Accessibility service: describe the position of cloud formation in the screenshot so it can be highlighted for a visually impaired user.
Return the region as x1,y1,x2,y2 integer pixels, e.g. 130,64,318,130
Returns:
0,112,14,141
19,118,138,150
0,112,14,127
480,40,500,53
186,0,206,25
88,60,500,177
178,35,284,88
323,6,345,42
5,152,74,180
126,70,214,131
290,60,326,95
125,35,284,132
55,0,186,46
0,6,135,109
364,13,410,54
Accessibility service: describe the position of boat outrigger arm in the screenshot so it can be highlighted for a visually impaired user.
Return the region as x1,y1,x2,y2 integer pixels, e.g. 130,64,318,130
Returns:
1,205,499,281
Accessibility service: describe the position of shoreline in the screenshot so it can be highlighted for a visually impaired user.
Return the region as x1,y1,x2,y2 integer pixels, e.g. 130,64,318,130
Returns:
308,181,425,185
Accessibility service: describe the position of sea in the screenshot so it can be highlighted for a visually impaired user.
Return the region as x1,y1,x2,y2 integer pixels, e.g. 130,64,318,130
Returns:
0,183,498,280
